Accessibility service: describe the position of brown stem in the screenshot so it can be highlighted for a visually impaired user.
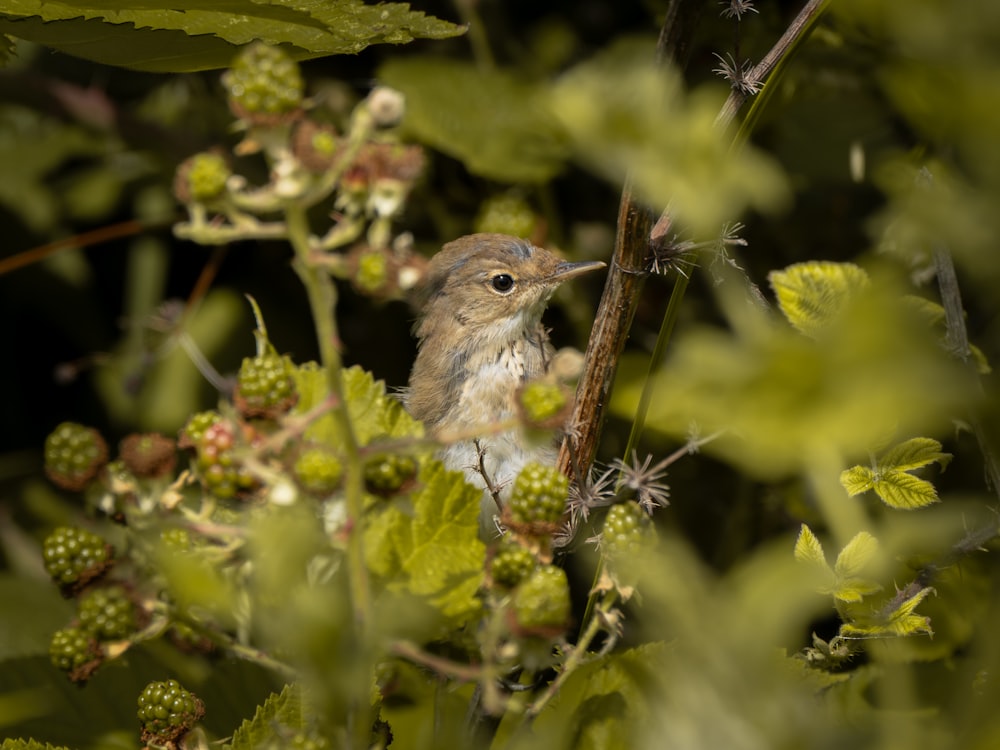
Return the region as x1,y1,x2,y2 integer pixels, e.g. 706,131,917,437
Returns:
556,0,703,477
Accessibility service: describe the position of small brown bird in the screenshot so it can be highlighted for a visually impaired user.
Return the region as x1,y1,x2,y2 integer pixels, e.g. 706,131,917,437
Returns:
405,233,605,535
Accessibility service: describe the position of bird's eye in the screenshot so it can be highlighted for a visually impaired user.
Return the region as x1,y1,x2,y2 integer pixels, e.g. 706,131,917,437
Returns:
490,274,515,293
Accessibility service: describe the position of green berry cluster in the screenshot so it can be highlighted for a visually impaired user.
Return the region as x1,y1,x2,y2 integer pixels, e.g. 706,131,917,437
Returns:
137,679,205,744
44,422,108,491
512,565,570,633
601,501,655,563
42,526,113,589
294,448,344,495
364,453,418,497
223,43,304,121
195,421,257,500
179,410,222,450
474,193,537,239
77,585,136,641
490,544,537,588
234,353,298,418
184,151,230,202
517,381,569,427
49,626,97,674
507,462,569,527
354,247,390,295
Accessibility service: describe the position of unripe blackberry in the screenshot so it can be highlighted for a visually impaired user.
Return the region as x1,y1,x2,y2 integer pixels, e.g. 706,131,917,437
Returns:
516,380,570,430
490,543,536,588
195,421,257,500
507,462,569,527
174,151,230,204
137,679,205,745
44,422,108,491
601,501,655,563
293,448,344,496
364,453,418,497
223,43,304,124
512,565,570,634
49,626,99,678
354,246,391,296
178,410,222,450
42,526,113,590
77,585,136,641
474,193,537,239
160,527,192,552
290,731,332,750
292,119,340,172
120,432,177,479
233,353,298,418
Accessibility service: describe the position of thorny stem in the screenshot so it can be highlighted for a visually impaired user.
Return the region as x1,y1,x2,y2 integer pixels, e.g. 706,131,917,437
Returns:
932,243,1000,499
715,0,832,131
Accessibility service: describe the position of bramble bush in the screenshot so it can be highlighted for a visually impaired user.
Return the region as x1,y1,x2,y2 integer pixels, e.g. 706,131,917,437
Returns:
3,1,1000,749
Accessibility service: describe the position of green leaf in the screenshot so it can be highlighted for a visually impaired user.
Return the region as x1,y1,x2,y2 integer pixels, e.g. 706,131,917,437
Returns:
0,1,464,73
873,469,940,510
230,684,304,750
878,437,949,472
833,531,879,580
839,465,876,496
518,643,669,750
549,39,788,236
839,586,935,640
0,575,73,660
294,363,424,449
0,740,72,750
768,261,870,337
378,57,568,183
365,460,484,625
793,524,829,570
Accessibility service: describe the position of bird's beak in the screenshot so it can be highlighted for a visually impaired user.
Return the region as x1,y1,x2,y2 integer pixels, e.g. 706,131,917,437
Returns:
549,260,607,284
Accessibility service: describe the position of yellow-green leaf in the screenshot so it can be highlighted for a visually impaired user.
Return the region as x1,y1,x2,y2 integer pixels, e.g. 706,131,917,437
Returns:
793,524,828,569
873,469,940,510
840,465,876,496
833,531,879,580
830,576,883,604
768,261,870,337
885,586,935,637
878,437,948,472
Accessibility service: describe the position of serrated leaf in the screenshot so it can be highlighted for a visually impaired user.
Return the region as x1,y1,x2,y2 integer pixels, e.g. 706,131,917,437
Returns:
833,531,879,580
365,460,484,624
839,587,935,640
230,684,304,750
768,261,870,337
873,469,940,510
793,524,829,570
878,437,948,472
0,1,463,73
294,363,424,449
839,465,876,496
379,57,568,183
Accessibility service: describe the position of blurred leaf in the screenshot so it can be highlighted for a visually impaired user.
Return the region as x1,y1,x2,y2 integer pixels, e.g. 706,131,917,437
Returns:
230,684,303,750
0,1,464,72
610,270,967,477
0,740,71,750
0,575,73,660
154,545,241,630
379,57,568,183
518,644,668,750
549,39,788,236
769,261,870,338
364,460,484,626
834,531,878,580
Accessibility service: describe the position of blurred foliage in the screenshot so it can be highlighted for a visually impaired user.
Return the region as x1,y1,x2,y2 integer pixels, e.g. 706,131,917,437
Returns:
2,0,1000,749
